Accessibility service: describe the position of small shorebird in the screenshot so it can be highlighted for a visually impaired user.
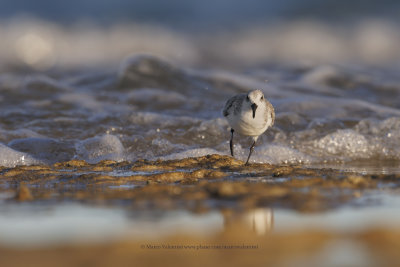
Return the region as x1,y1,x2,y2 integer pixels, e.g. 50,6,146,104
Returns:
223,89,275,165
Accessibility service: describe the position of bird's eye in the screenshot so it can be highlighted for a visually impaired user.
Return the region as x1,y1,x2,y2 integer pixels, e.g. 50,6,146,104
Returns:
246,95,250,101
260,96,264,100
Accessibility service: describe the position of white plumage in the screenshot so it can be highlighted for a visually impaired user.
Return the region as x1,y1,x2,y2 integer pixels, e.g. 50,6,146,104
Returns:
223,89,275,164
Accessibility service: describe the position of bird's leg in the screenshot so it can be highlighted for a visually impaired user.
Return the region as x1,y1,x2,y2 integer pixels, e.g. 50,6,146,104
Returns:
230,128,234,157
245,140,256,165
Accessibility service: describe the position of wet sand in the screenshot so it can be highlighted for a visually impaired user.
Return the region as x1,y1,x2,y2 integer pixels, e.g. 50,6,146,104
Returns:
1,154,400,266
1,155,397,210
2,228,400,267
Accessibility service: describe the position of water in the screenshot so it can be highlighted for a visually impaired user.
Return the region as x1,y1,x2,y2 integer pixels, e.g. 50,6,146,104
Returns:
1,192,400,247
1,8,400,265
1,50,400,167
0,16,399,264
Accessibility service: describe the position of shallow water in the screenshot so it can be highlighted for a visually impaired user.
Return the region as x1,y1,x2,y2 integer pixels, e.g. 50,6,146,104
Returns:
1,191,400,247
1,53,400,168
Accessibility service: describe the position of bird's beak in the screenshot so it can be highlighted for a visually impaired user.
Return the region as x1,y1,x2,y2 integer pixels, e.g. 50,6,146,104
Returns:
251,103,258,118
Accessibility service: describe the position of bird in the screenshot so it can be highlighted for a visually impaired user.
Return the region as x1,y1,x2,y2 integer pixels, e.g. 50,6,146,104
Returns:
223,89,275,165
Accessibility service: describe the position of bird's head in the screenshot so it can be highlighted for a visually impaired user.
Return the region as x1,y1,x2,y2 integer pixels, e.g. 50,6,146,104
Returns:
246,89,265,118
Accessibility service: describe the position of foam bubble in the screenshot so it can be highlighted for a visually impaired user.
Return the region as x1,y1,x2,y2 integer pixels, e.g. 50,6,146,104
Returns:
151,138,188,156
356,117,400,138
309,118,400,161
8,138,74,163
0,143,42,167
76,134,125,163
314,129,370,158
186,118,229,145
353,117,400,159
232,143,312,165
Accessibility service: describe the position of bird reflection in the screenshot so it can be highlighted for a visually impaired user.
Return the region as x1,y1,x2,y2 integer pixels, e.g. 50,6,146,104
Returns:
222,208,274,235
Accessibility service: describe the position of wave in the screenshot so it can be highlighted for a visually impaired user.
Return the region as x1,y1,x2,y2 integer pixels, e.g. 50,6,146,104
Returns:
0,54,399,167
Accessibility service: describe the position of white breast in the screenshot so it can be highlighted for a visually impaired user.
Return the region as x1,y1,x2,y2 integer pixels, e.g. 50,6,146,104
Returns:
227,104,271,137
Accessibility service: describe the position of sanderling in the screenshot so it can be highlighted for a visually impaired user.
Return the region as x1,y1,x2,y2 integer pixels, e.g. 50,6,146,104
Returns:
223,89,275,165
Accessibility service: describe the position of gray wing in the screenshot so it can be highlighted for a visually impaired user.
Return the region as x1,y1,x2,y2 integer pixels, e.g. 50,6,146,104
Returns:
223,94,245,117
265,99,275,126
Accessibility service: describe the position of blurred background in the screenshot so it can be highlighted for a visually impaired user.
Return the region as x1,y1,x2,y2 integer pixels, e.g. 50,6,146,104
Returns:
1,0,400,70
